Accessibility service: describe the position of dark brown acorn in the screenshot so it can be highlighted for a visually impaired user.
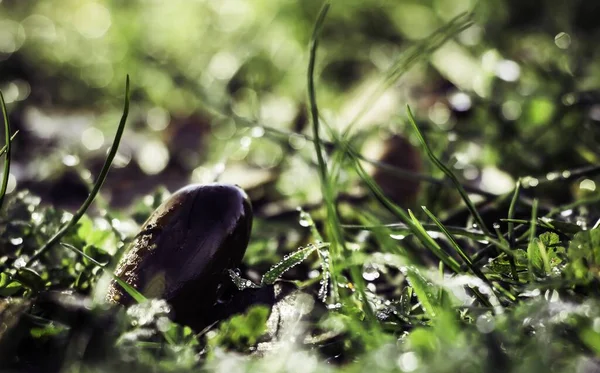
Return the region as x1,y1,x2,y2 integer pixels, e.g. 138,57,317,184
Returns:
106,183,253,330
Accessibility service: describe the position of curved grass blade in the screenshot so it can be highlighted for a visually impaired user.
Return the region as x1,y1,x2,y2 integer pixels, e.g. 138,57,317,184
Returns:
406,105,491,236
350,152,463,271
408,209,461,273
405,266,442,318
342,222,488,241
0,91,13,212
27,75,131,265
307,2,342,301
506,179,521,281
307,3,376,325
61,242,146,304
526,199,539,281
261,243,328,286
0,130,18,157
422,207,488,282
342,12,473,138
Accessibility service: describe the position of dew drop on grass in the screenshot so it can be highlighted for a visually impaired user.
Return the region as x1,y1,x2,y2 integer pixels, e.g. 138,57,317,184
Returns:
13,256,27,268
397,352,419,372
593,318,600,333
62,154,79,167
297,208,314,228
362,264,380,281
476,314,496,333
10,237,23,245
326,303,342,310
251,126,265,138
560,209,573,217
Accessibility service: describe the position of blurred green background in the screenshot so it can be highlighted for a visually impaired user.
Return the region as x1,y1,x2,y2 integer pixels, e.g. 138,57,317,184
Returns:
1,0,599,212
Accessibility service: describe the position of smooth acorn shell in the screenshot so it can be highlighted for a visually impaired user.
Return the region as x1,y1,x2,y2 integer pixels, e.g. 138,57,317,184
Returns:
106,183,253,329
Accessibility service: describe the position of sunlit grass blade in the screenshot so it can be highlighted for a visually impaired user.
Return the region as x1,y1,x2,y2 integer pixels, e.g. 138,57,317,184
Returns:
526,199,539,281
421,207,488,282
349,149,464,272
0,91,13,212
405,266,442,318
342,222,489,241
406,105,491,236
307,2,377,325
0,130,18,157
307,0,342,306
408,209,461,273
27,75,131,265
506,179,521,281
60,242,146,304
507,179,521,246
342,12,473,138
261,243,326,286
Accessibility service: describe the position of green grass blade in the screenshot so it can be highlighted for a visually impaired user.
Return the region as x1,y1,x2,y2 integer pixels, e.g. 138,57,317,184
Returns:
308,1,331,187
506,179,521,281
261,243,324,286
526,199,539,281
27,75,131,265
0,91,13,212
61,243,146,304
307,0,342,304
342,222,489,241
405,266,441,318
408,209,461,273
507,179,521,246
349,151,466,272
307,3,376,325
406,105,491,236
0,130,18,157
422,207,487,281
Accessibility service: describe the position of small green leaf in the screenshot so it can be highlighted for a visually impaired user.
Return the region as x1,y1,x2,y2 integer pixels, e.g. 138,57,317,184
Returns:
565,228,600,284
14,268,44,291
405,266,440,318
527,238,545,278
0,280,22,296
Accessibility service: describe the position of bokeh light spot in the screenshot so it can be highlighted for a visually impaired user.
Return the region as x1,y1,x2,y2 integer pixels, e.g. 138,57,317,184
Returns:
81,127,105,150
554,32,571,49
136,141,170,175
74,2,112,39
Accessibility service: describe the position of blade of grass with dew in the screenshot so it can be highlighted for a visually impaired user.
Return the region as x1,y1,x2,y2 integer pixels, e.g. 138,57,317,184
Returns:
526,199,539,281
60,243,146,304
406,105,491,236
261,243,324,286
307,2,377,326
0,131,18,158
342,222,489,241
423,206,515,304
27,75,131,265
421,207,489,285
0,91,13,212
405,266,443,318
307,0,340,304
506,179,521,281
